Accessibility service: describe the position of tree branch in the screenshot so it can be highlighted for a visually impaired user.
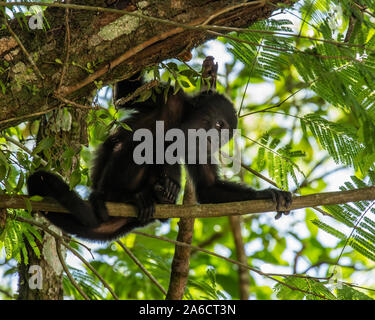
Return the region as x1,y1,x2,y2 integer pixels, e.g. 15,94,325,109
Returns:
229,215,250,300
1,187,375,218
166,177,196,300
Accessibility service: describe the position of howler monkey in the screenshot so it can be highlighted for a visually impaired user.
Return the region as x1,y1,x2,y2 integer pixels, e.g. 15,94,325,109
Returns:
27,57,292,241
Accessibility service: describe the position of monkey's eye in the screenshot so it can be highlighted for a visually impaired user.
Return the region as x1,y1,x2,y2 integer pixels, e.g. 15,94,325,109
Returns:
215,120,225,129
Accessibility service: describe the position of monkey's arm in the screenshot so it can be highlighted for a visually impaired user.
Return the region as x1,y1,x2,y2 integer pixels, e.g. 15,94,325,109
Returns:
187,163,292,214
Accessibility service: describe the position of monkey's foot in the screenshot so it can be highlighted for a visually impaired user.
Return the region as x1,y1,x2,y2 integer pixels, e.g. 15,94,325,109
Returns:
134,191,155,224
263,188,293,219
154,176,180,204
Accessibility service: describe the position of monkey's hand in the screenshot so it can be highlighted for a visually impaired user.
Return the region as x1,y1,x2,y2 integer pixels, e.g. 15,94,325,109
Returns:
259,188,293,219
154,176,180,204
201,56,218,91
134,190,155,224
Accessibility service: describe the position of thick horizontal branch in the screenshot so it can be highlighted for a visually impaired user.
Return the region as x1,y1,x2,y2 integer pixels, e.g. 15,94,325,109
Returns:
1,187,375,218
1,0,291,130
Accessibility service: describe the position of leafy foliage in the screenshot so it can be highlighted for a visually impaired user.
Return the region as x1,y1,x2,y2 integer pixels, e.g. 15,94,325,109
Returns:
228,1,375,175
1,0,375,301
300,113,366,171
274,276,336,300
274,276,373,300
63,267,104,300
0,211,42,264
228,19,294,80
254,133,305,190
337,284,373,300
188,267,226,300
312,175,375,262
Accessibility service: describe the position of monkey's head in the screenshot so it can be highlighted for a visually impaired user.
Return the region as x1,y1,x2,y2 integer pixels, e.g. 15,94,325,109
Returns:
181,92,238,160
189,91,237,142
190,92,237,127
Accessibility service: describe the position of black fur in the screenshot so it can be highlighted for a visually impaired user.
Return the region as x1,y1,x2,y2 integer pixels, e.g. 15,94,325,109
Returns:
27,72,292,241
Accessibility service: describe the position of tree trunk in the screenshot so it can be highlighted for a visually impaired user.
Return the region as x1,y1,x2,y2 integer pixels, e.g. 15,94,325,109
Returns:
166,177,196,300
0,0,294,130
229,215,250,300
17,223,65,300
17,103,89,299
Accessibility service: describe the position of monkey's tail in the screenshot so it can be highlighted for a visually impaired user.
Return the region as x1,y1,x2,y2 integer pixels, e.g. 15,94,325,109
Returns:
27,170,100,227
26,171,138,241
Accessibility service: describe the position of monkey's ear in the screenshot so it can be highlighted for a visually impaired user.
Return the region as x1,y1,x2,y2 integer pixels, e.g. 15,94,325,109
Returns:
165,93,185,117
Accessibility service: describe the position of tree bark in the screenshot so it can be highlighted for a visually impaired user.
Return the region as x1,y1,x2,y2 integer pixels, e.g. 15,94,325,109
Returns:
17,224,65,300
0,0,294,130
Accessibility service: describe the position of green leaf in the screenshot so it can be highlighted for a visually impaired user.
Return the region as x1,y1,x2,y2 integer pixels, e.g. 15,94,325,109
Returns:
24,198,32,213
32,137,55,155
69,169,81,189
0,150,9,169
15,171,24,192
119,122,133,132
336,285,373,300
274,277,335,300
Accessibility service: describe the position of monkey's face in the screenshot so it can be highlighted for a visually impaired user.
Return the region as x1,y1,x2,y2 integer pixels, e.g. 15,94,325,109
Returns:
184,94,236,154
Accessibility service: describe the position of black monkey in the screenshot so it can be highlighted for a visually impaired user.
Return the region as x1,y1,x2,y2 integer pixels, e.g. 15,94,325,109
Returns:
27,58,292,241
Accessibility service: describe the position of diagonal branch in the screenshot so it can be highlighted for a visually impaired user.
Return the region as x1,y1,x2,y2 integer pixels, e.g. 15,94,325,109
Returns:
116,240,167,296
1,187,375,218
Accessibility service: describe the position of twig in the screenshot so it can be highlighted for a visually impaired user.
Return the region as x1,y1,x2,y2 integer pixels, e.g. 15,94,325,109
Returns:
114,80,159,108
68,238,94,260
56,239,90,300
332,201,375,278
0,287,13,299
2,13,44,80
201,0,265,25
353,2,375,19
190,230,225,255
0,107,56,127
221,151,277,187
57,1,71,90
239,86,307,118
54,94,106,111
1,134,48,166
65,243,119,300
116,240,167,296
134,230,375,294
